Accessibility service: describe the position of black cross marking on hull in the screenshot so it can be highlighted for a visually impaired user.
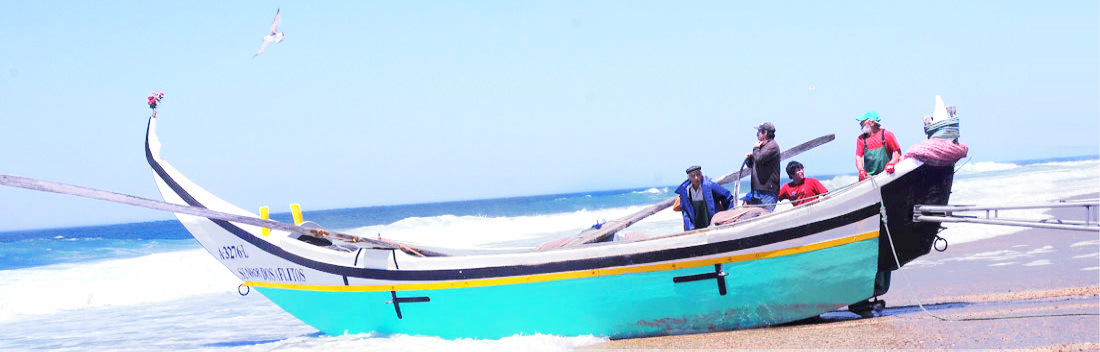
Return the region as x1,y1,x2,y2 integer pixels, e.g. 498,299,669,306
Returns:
388,291,430,319
672,264,729,295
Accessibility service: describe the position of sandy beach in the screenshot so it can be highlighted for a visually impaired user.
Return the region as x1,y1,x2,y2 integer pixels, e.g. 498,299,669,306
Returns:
586,194,1100,350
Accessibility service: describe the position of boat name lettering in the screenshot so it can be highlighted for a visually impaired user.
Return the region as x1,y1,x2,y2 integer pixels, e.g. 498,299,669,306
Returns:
218,245,249,260
237,267,307,282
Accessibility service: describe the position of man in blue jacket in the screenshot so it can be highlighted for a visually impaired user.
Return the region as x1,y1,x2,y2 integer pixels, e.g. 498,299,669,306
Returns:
675,165,735,231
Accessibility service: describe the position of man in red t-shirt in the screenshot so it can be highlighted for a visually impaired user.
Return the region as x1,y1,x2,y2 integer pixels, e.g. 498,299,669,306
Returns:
778,161,829,206
855,111,902,181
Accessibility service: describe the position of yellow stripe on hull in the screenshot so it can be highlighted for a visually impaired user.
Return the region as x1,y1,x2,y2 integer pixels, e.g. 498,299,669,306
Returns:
245,231,879,292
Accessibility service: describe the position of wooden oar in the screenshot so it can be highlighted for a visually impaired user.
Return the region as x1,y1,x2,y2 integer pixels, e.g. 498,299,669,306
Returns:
730,159,748,208
551,134,835,247
0,173,444,257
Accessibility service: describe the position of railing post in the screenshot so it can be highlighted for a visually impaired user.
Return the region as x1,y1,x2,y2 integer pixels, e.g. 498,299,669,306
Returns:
1086,205,1093,227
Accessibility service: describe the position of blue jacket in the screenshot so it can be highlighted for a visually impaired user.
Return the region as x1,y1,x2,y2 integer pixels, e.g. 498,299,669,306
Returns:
675,177,734,231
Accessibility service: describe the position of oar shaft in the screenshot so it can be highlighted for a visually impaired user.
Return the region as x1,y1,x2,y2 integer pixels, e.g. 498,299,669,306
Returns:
0,173,408,252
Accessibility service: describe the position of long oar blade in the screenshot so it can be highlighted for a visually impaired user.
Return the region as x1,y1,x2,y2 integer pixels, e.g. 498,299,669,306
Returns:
714,134,836,185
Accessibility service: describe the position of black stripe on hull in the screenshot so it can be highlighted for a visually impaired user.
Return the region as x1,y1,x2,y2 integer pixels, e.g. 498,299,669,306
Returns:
146,118,879,282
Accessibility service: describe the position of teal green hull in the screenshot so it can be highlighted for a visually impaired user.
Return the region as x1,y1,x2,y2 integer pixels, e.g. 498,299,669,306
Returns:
256,238,878,339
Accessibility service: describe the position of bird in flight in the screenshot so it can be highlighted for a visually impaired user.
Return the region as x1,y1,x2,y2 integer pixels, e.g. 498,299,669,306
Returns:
253,8,284,58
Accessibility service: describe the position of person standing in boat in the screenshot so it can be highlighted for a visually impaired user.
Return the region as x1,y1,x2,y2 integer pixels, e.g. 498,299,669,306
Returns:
778,161,829,206
855,111,902,180
741,122,781,211
675,165,734,231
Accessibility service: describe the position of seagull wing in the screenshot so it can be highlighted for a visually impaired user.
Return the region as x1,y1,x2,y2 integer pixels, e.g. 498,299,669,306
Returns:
253,37,273,58
269,8,281,35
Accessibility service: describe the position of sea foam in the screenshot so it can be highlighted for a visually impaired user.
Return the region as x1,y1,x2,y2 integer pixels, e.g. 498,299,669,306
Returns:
0,249,238,321
955,161,1020,174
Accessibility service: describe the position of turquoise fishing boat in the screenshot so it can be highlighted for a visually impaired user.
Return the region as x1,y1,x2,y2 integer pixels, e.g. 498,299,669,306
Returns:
143,115,955,339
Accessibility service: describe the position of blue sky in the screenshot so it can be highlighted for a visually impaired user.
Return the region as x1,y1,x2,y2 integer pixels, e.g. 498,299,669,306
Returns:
1,1,1097,231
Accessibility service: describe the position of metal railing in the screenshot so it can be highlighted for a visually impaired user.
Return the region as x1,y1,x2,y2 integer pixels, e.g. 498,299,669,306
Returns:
914,200,1099,232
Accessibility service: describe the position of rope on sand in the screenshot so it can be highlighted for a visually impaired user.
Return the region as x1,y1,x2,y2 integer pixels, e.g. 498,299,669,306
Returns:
871,177,1099,322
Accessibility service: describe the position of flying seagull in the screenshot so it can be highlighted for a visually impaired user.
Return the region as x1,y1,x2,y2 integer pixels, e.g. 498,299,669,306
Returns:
253,8,284,58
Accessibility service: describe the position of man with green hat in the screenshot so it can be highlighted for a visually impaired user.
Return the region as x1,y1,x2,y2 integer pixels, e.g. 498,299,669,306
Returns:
855,111,901,181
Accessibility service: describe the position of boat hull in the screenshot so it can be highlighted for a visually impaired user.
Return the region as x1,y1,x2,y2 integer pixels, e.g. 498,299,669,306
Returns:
256,236,877,339
144,115,951,339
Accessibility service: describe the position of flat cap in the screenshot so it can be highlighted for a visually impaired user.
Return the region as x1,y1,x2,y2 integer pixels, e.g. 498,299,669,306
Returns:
754,122,776,132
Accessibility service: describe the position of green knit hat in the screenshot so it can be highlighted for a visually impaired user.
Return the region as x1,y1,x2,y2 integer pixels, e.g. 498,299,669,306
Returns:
856,111,881,122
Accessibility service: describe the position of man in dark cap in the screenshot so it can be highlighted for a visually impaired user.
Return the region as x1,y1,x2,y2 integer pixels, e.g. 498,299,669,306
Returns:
674,165,734,231
742,122,781,211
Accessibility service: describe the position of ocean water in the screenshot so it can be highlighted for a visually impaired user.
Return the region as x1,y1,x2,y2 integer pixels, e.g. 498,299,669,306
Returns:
0,157,1096,351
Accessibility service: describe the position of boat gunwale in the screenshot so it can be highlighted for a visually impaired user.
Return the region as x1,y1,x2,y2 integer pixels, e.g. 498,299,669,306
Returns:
147,116,890,282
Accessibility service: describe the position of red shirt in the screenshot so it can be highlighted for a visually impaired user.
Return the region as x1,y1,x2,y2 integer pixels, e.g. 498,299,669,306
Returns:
778,177,829,206
855,129,901,157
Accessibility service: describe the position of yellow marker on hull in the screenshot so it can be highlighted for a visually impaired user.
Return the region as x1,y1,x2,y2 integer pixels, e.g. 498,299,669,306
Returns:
291,203,304,225
260,206,270,236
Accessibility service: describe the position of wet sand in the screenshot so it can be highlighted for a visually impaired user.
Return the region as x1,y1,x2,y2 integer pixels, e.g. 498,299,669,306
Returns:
586,194,1100,350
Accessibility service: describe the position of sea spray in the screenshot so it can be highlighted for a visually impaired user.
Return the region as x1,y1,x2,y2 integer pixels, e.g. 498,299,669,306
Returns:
0,249,238,321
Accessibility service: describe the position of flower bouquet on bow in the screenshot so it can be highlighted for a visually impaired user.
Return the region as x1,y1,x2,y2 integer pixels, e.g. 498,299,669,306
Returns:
147,92,165,118
147,92,165,110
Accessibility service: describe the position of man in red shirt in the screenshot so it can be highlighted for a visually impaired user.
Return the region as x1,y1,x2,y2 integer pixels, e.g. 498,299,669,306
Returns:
855,111,902,181
778,161,829,206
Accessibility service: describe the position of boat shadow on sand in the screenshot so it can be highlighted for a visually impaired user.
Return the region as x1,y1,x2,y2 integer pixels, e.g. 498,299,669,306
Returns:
789,301,974,325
